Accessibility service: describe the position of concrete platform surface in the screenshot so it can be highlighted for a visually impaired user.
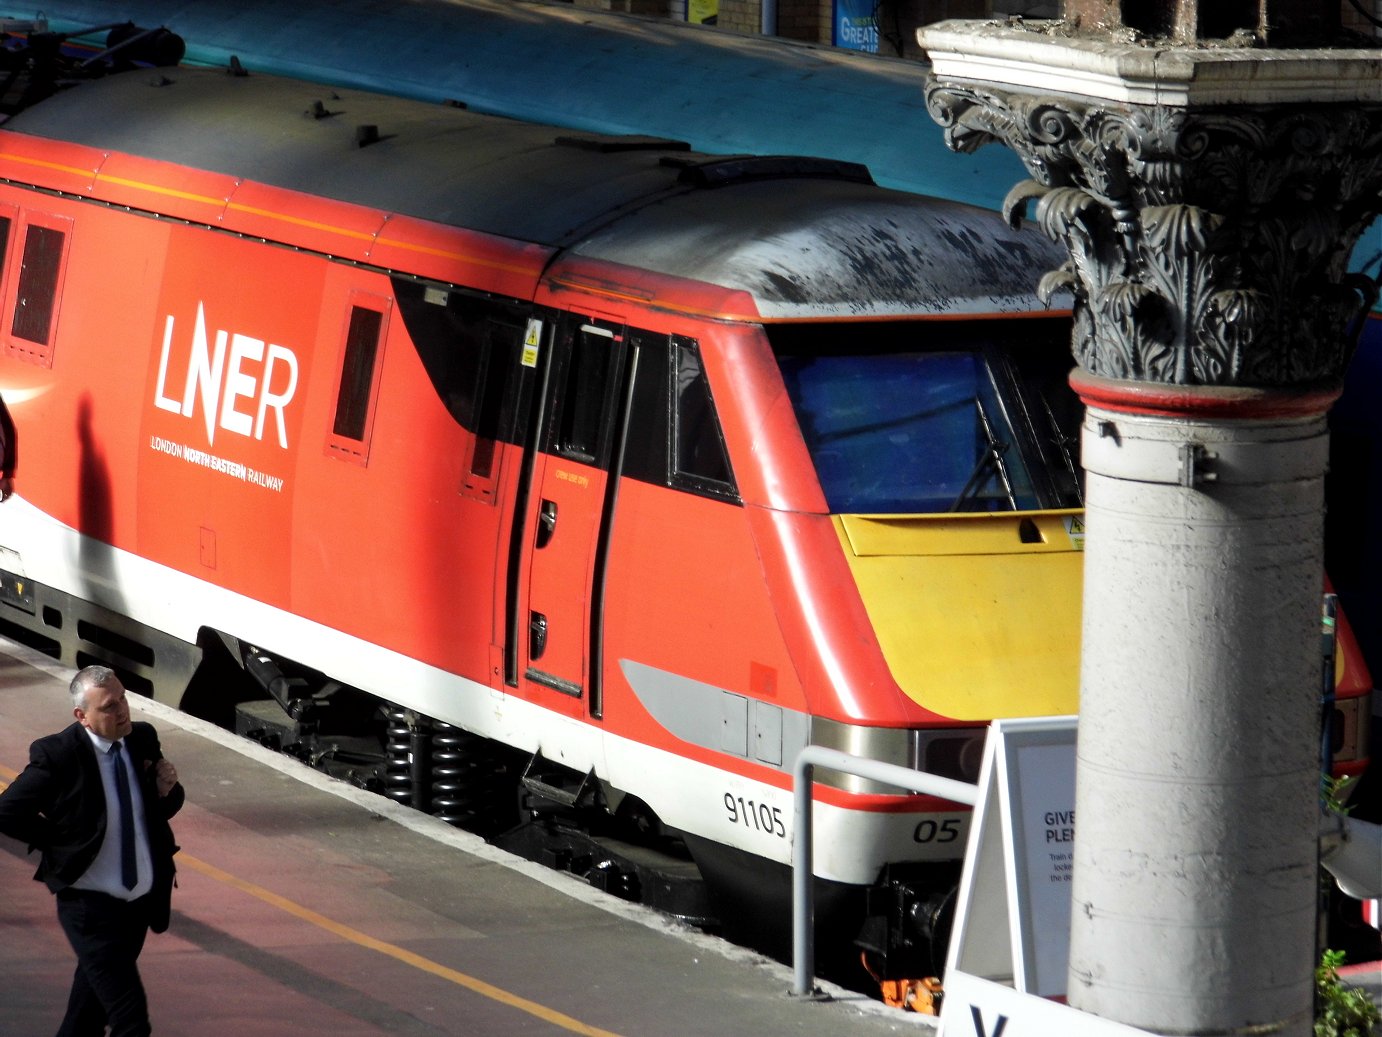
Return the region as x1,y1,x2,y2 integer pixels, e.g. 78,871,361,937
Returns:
0,642,931,1037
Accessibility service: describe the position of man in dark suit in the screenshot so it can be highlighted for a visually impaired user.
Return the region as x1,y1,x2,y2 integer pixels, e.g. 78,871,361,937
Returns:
0,665,184,1036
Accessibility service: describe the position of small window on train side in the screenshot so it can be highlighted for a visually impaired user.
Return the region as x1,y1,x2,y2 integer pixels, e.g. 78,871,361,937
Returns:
5,212,72,367
553,324,615,464
460,318,524,503
671,338,736,499
326,293,391,464
0,210,14,293
0,208,15,353
619,331,671,486
387,279,532,504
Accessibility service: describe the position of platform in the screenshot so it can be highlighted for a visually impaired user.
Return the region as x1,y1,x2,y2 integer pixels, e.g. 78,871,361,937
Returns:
0,642,929,1036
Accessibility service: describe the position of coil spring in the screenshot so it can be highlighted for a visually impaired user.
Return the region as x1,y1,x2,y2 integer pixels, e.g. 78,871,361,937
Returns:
383,705,430,808
431,721,481,827
387,709,510,830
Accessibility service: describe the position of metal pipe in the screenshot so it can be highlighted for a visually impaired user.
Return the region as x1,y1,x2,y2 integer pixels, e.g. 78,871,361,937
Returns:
790,745,977,998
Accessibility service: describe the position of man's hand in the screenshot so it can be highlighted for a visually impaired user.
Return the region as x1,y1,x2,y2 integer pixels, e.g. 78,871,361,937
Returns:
154,758,178,798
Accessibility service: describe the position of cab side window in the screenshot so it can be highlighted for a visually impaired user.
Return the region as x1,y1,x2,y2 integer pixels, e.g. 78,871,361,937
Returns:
671,337,735,497
391,279,529,503
621,333,737,501
4,210,71,368
326,292,391,464
465,320,521,484
0,213,14,302
552,324,614,464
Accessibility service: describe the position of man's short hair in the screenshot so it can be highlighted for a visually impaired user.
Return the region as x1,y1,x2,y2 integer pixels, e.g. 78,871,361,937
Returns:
70,664,118,710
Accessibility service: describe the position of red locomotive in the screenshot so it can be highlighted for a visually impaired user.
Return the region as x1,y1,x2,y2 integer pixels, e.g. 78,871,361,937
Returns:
0,65,1368,985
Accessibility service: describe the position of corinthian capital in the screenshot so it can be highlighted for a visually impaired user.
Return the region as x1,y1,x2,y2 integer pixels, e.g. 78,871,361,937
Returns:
921,29,1382,390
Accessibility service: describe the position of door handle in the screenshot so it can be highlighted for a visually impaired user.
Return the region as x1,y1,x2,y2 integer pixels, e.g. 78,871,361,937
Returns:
536,498,557,549
529,611,548,660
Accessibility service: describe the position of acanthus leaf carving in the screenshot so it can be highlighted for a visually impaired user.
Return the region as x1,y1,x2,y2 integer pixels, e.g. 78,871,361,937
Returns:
1001,179,1048,231
923,79,1382,389
1201,288,1269,384
1092,279,1170,381
1038,266,1080,307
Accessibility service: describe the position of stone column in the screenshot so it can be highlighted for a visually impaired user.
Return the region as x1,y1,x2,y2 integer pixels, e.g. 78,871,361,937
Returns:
920,23,1382,1037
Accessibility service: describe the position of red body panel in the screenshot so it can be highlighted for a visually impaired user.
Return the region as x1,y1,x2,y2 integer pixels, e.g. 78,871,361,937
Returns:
0,103,1367,851
0,125,926,759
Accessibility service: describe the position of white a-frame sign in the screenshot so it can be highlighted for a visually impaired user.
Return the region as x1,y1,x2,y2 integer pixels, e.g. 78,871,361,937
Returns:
939,716,1154,1037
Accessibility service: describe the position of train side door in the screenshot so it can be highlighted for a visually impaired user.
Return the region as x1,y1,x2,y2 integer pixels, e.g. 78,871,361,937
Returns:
517,317,627,712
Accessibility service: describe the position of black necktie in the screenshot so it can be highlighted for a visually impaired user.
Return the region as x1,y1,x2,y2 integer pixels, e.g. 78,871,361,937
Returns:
110,741,137,890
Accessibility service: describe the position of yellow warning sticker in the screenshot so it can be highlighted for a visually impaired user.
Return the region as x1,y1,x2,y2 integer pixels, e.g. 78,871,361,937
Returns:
522,318,542,368
1063,515,1085,551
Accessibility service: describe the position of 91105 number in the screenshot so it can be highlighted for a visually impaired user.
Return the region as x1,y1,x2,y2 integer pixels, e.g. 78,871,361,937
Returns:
724,792,786,838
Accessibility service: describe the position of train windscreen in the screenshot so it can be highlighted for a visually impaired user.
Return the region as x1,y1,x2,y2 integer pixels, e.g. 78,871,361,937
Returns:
772,322,1082,514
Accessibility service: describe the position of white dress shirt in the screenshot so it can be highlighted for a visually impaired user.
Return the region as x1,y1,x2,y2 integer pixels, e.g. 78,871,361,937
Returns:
72,730,154,900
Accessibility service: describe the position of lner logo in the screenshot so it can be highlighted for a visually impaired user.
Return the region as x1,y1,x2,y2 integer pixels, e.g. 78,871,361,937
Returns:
153,302,300,449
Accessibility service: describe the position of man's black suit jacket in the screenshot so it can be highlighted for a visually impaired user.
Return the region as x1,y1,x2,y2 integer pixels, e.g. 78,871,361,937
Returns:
0,720,184,932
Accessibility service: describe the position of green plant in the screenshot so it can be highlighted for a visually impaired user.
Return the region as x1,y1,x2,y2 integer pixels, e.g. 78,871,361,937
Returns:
1322,774,1358,817
1315,949,1380,1037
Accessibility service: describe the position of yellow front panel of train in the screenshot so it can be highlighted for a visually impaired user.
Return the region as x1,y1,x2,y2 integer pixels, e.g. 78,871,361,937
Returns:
837,511,1084,721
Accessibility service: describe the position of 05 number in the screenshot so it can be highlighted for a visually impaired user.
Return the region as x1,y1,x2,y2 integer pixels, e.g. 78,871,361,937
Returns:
913,818,962,844
724,792,786,838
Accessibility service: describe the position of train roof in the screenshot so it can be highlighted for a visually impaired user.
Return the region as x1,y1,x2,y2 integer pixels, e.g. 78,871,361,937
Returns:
22,1,1382,290
36,0,1029,207
2,67,1065,319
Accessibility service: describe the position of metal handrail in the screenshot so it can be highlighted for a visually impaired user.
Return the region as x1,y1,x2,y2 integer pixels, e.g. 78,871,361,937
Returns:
791,745,978,998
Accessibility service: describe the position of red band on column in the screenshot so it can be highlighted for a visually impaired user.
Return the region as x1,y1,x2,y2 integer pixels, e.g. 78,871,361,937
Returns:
1070,370,1341,420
